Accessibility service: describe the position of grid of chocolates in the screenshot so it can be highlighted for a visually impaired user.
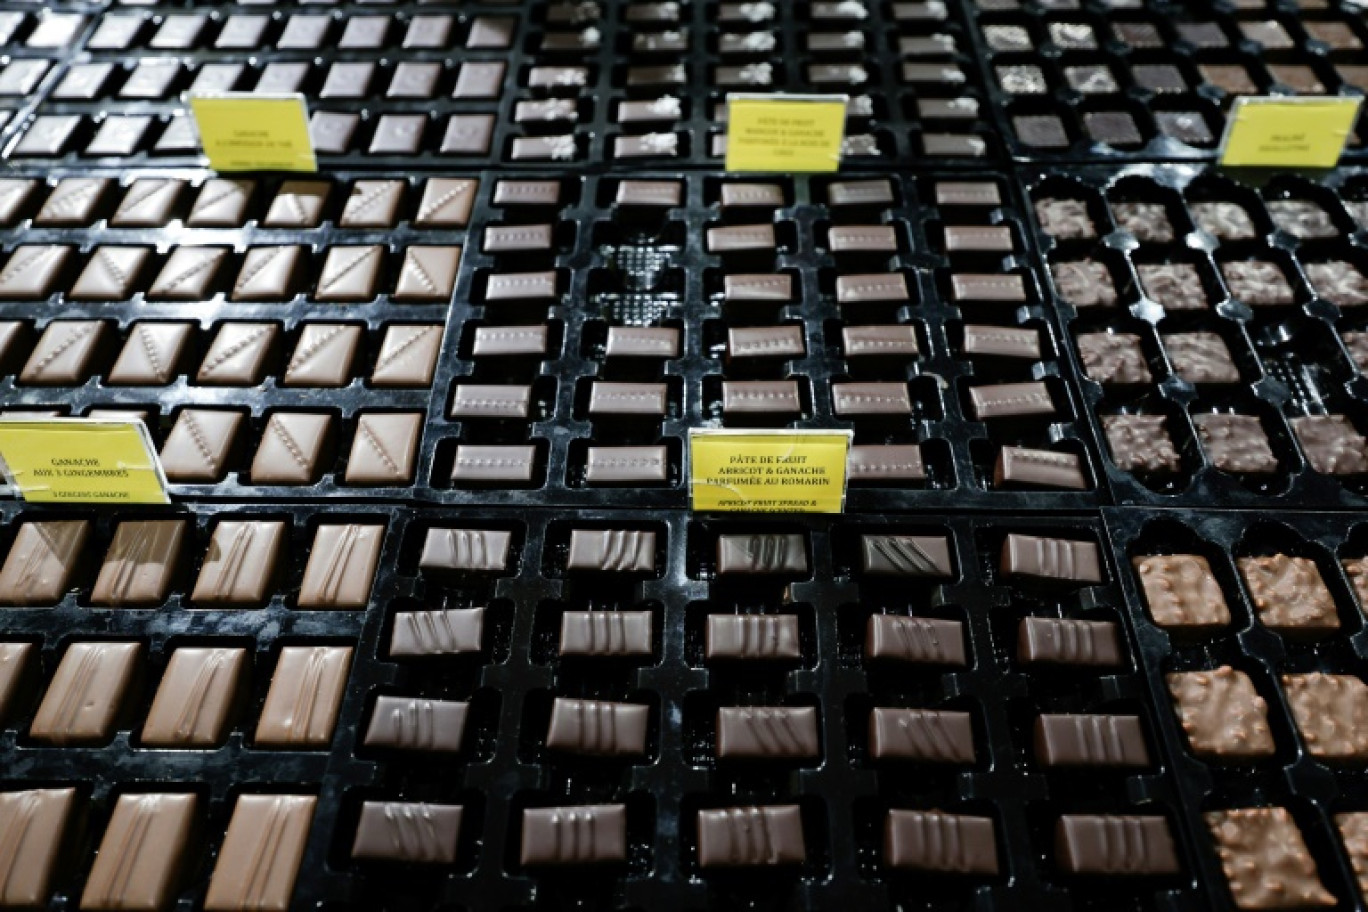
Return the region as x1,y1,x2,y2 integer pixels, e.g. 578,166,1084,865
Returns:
1105,509,1368,911
0,170,473,498
1026,165,1368,509
413,170,1103,511
0,0,1000,167
966,0,1368,162
0,9,89,147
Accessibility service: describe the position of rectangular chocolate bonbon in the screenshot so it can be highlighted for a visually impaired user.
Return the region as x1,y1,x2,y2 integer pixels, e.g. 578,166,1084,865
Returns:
0,643,31,723
996,447,1088,490
707,615,801,661
31,641,140,744
559,611,653,657
364,695,468,753
860,535,953,576
968,382,1055,419
1018,617,1122,667
566,529,657,572
82,793,196,910
885,810,998,874
866,616,966,665
192,521,285,605
352,802,462,863
142,647,245,746
204,795,316,912
717,534,808,575
391,608,485,657
869,708,975,762
91,520,186,606
546,698,650,755
962,325,1041,360
0,788,76,906
1056,815,1180,875
420,528,512,572
520,805,627,865
255,646,352,748
585,446,669,484
0,520,89,606
1035,714,1150,767
697,806,805,867
605,327,680,358
717,706,819,759
1001,534,1103,583
848,445,925,481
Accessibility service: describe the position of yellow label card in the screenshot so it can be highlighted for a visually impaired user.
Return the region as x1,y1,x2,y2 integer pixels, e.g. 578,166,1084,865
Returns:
190,94,316,173
0,420,169,504
1220,97,1362,168
725,95,848,173
690,429,852,513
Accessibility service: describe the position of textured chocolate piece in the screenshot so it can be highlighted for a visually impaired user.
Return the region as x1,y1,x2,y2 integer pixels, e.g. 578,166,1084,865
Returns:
1065,64,1119,94
256,646,352,747
697,806,805,867
92,520,186,606
1193,413,1278,474
70,247,150,302
284,324,360,387
450,384,532,420
588,382,668,416
528,66,588,88
1052,260,1117,307
1291,416,1368,474
616,180,681,207
472,325,549,358
415,179,477,228
951,273,1026,303
191,521,285,605
0,246,70,302
31,642,140,744
1111,202,1175,242
0,788,76,906
1191,202,1258,240
1018,617,1122,667
13,116,79,157
346,413,421,485
560,610,653,656
567,529,656,572
1103,415,1182,473
1035,714,1149,767
1167,666,1274,759
485,270,556,302
364,695,467,753
828,226,898,253
160,410,242,482
721,183,784,208
264,182,328,228
204,795,316,912
708,224,776,253
111,179,182,228
605,327,680,358
1345,332,1368,374
1282,673,1368,760
717,706,819,759
142,647,245,747
198,323,278,385
721,380,802,414
0,521,89,606
728,326,804,359
1057,816,1180,875
352,802,461,863
521,805,627,865
968,381,1054,419
1138,263,1208,310
298,524,384,609
707,615,801,661
842,325,919,358
510,135,578,161
1337,814,1368,902
82,793,196,910
315,246,382,303
936,182,1001,207
1134,554,1231,630
392,608,484,657
944,226,1014,253
716,534,808,574
251,413,330,485
107,322,191,385
420,528,511,572
1239,554,1338,635
885,810,998,874
828,180,893,207
1077,333,1151,383
832,382,912,416
1001,534,1103,583
35,178,108,227
866,616,965,665
188,180,253,228
869,708,975,761
484,224,554,254
0,179,35,226
1035,199,1095,239
1268,200,1337,239
372,325,443,387
1164,332,1240,383
547,699,649,755
450,444,537,483
995,447,1088,490
834,273,908,303
232,246,301,302
1205,808,1334,909
1221,261,1295,306
860,535,952,576
514,101,576,124
585,445,668,484
848,444,925,481
1306,261,1368,307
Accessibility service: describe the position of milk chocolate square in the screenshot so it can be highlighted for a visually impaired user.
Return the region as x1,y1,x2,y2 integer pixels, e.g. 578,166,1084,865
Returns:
142,647,245,746
251,413,331,485
346,413,421,485
0,521,89,608
1282,673,1368,760
1291,416,1368,475
1134,554,1231,630
372,115,427,155
204,795,316,912
233,246,301,301
106,322,189,385
35,178,109,227
340,181,404,229
453,61,505,98
1077,333,1151,384
310,112,358,155
31,641,140,744
263,181,328,228
1104,415,1181,474
188,179,254,228
191,520,285,605
1163,332,1239,384
92,520,186,606
255,646,352,747
0,788,76,906
81,794,196,911
20,320,105,385
1239,554,1338,635
372,325,443,387
298,525,384,609
1192,413,1277,474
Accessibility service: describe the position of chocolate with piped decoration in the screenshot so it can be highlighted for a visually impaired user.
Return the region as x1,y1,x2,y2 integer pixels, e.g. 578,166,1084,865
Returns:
521,805,627,865
717,706,819,759
885,811,998,874
866,616,966,665
352,802,462,863
142,647,245,746
0,520,89,606
255,645,352,747
363,696,468,753
205,795,316,912
0,788,76,907
1035,714,1149,767
1056,815,1180,875
995,447,1088,490
716,533,808,575
1018,617,1122,667
697,806,805,867
869,708,975,762
82,793,196,911
1000,533,1103,583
